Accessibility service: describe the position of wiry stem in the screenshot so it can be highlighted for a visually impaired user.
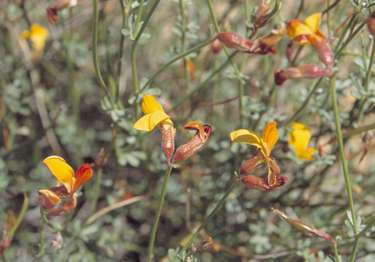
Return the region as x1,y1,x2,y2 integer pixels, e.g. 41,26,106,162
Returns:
180,179,237,249
131,0,161,117
330,77,358,262
92,0,110,98
147,166,173,262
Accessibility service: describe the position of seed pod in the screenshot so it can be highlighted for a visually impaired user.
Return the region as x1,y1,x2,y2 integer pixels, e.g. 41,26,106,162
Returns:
172,121,212,164
312,38,334,69
216,32,253,52
272,208,336,245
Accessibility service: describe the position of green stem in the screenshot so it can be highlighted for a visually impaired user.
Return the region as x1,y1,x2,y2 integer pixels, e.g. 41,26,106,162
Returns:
92,0,110,98
180,180,237,249
172,52,237,110
350,237,360,262
8,193,28,239
139,39,212,93
116,0,127,99
147,166,173,262
333,242,341,262
90,168,103,213
131,0,161,116
178,0,191,93
330,77,358,261
206,0,244,125
37,218,45,258
345,122,375,137
357,38,375,119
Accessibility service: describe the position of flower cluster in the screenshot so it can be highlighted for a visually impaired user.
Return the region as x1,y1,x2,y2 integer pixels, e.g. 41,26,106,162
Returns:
275,13,334,85
230,121,288,191
133,95,212,165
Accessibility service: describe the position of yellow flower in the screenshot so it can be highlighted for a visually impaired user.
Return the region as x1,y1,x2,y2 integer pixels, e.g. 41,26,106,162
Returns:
230,121,278,159
288,122,316,160
230,121,285,189
21,23,49,52
133,95,173,132
42,156,93,194
287,13,324,45
39,156,94,216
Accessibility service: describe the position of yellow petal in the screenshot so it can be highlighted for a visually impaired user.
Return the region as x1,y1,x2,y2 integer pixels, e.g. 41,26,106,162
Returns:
287,19,314,40
304,13,321,33
288,122,316,160
262,121,278,156
296,147,316,161
230,129,263,150
133,111,171,132
29,24,49,52
42,156,75,193
141,95,164,114
288,122,311,149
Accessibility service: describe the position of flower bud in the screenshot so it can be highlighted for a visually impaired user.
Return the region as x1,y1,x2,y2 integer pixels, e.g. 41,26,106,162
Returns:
215,32,253,52
172,121,212,163
47,0,78,23
312,38,334,68
160,123,176,164
94,148,107,168
38,186,77,216
254,0,271,29
240,154,264,175
241,175,272,191
367,12,375,37
211,39,223,54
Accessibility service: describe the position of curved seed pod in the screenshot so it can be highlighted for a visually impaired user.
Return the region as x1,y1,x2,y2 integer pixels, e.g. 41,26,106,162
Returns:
275,64,333,85
172,121,212,164
272,208,336,245
160,123,176,164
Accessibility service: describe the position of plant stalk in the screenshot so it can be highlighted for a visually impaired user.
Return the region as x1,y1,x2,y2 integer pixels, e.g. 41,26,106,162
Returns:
147,165,173,262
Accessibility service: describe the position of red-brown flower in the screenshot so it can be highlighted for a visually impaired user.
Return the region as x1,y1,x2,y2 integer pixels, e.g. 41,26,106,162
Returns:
172,121,212,164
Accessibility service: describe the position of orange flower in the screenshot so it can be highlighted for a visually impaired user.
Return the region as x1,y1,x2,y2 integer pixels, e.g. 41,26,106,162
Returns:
287,13,324,45
38,156,93,216
275,13,334,85
230,121,287,191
